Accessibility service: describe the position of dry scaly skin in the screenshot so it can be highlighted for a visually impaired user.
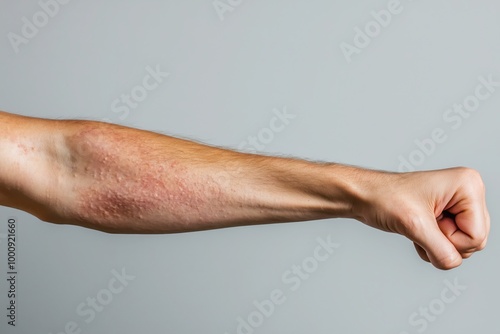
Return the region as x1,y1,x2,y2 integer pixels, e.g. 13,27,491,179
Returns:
63,123,219,233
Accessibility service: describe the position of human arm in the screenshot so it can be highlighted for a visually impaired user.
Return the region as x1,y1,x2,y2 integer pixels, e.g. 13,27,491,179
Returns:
0,111,489,269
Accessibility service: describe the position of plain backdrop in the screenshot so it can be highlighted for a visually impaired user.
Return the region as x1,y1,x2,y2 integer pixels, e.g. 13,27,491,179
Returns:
0,1,499,333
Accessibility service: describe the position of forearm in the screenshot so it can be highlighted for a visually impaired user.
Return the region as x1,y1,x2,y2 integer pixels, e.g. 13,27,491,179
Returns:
62,122,368,233
0,113,366,233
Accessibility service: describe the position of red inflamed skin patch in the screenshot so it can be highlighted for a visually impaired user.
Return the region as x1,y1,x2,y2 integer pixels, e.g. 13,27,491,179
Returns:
63,123,216,233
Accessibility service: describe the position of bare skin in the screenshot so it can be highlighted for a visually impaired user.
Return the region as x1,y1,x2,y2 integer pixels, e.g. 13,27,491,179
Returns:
0,111,490,270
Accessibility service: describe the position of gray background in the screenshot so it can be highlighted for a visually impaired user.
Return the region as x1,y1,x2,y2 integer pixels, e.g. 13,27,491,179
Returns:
0,0,499,333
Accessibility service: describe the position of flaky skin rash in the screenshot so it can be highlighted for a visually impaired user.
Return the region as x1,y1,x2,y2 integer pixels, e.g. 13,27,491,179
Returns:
63,123,219,233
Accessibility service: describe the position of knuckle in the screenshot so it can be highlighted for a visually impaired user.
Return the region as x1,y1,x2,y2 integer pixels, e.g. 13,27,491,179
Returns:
457,167,485,191
465,234,487,252
456,166,479,177
471,228,487,242
468,233,487,251
461,253,473,259
476,238,488,251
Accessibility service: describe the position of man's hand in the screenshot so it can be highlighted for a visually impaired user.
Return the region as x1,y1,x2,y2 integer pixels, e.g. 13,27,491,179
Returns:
354,168,490,270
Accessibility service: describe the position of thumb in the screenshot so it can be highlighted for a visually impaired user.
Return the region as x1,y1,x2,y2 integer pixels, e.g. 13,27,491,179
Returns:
407,213,462,270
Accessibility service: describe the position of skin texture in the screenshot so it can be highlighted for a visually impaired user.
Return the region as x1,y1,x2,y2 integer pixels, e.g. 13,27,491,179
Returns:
0,111,490,270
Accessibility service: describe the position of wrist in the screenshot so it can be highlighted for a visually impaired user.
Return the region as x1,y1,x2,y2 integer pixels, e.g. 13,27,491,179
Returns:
323,164,367,221
324,164,393,223
269,160,376,222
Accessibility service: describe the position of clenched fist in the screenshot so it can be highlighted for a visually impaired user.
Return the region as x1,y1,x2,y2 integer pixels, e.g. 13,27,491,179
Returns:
355,167,490,270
